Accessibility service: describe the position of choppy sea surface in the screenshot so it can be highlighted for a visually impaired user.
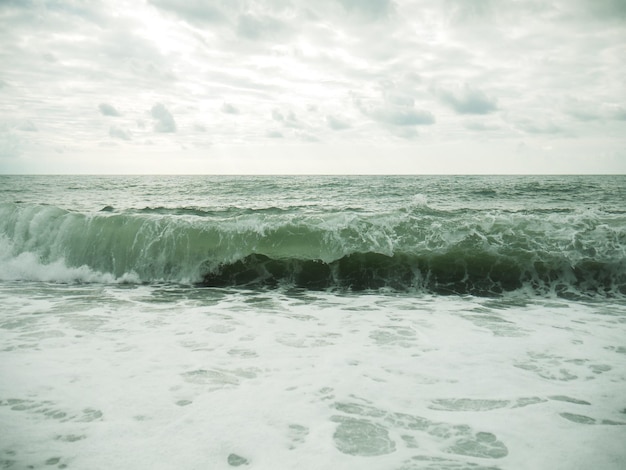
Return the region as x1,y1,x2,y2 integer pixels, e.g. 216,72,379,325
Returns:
0,175,625,469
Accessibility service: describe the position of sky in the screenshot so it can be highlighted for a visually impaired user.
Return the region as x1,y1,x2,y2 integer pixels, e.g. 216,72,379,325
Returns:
0,0,625,174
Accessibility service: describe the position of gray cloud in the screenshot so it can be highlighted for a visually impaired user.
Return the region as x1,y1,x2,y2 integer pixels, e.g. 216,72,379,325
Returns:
272,110,285,122
513,117,561,135
563,100,601,122
109,125,131,140
266,130,283,138
436,85,497,115
366,103,435,126
151,103,176,133
0,0,110,26
147,0,227,25
610,107,626,121
391,126,419,140
562,99,626,123
444,0,494,23
337,0,396,20
0,123,21,159
582,0,626,20
327,115,351,130
221,103,239,114
236,12,290,40
353,82,436,134
0,0,624,174
18,120,38,132
99,103,121,117
297,131,319,142
272,109,301,129
464,120,499,132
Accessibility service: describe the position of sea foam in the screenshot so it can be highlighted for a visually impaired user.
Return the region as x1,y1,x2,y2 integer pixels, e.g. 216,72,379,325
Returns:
0,286,624,469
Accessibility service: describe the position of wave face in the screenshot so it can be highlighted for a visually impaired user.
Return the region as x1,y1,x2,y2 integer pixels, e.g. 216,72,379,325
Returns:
1,175,625,298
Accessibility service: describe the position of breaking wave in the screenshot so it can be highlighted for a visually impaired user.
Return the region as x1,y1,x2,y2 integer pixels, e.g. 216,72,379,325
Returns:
1,202,624,297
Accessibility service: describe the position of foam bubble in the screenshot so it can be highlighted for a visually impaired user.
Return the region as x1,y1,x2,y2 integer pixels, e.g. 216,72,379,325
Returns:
1,286,624,469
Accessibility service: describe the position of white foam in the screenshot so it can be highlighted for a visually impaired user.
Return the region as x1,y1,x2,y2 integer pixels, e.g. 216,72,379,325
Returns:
0,285,624,469
410,193,429,208
0,236,140,283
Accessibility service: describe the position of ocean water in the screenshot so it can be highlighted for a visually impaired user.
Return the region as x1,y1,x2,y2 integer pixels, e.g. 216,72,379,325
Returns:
0,175,625,469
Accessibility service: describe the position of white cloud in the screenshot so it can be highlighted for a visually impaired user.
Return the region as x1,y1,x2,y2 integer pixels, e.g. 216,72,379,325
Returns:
0,0,624,174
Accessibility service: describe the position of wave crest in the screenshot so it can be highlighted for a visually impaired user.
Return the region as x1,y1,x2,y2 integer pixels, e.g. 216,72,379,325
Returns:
1,202,624,297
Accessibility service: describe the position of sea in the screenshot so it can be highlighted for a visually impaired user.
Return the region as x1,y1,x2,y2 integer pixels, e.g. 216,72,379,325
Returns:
0,175,625,470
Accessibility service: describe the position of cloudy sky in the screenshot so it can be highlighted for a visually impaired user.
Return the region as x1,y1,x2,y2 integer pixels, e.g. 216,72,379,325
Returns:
1,0,625,174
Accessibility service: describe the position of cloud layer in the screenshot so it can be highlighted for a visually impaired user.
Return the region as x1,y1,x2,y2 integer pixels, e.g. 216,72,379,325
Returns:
0,0,624,173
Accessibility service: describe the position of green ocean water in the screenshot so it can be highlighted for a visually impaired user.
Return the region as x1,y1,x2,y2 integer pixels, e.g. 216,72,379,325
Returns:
1,175,625,296
1,176,626,469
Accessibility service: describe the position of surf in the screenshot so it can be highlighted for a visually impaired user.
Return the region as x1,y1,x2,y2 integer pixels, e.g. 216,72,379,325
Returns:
1,201,624,297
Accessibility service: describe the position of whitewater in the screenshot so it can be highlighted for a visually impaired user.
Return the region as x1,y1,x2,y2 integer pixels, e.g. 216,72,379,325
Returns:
0,175,625,469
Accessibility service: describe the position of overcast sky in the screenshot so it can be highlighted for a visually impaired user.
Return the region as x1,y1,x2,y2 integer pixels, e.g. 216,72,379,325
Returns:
1,0,625,174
